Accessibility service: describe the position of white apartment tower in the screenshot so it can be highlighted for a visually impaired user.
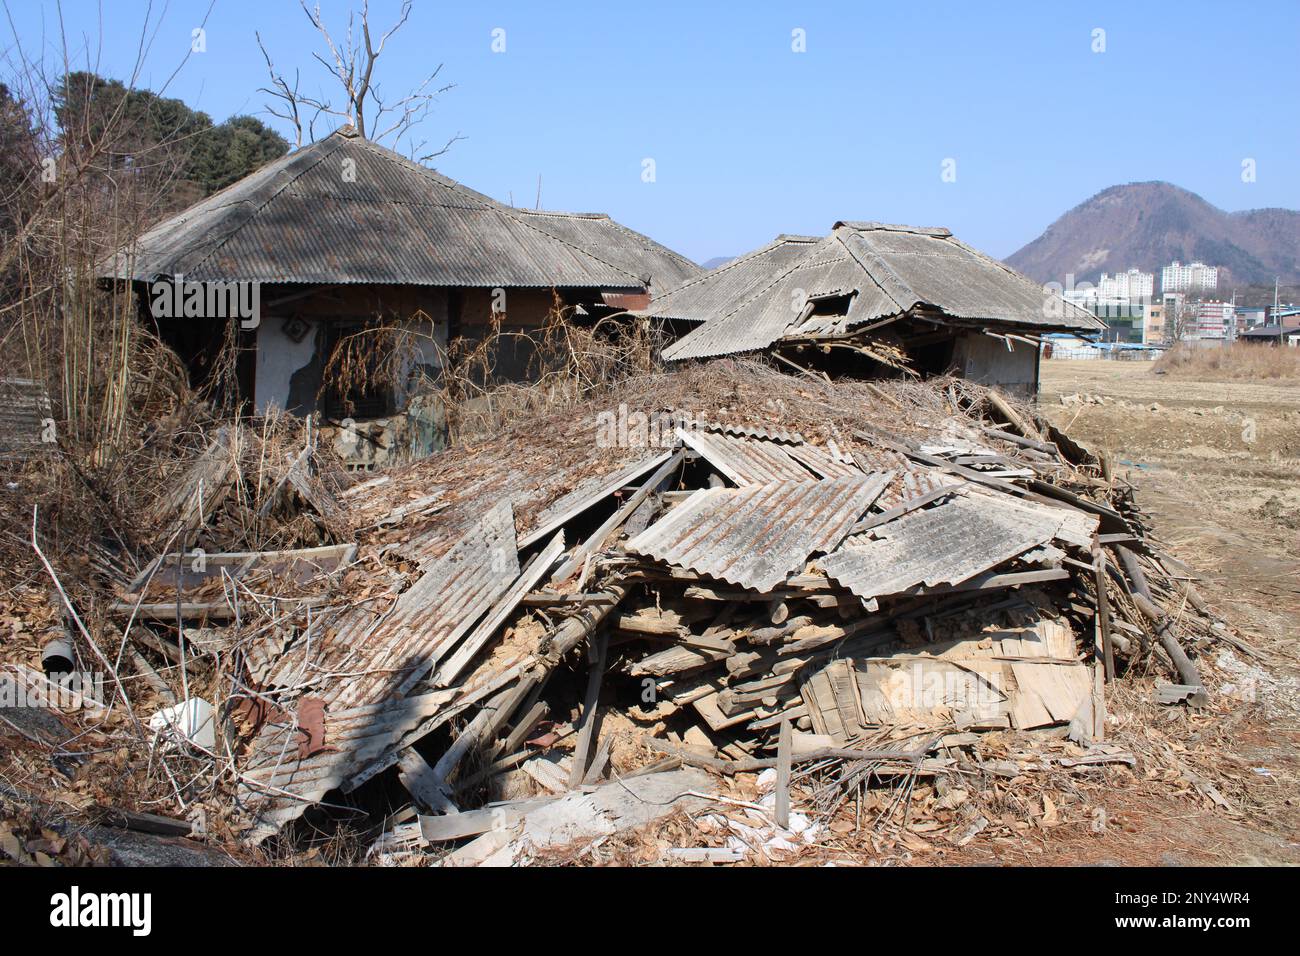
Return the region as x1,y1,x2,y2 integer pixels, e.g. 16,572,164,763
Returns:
1098,268,1155,302
1161,260,1219,294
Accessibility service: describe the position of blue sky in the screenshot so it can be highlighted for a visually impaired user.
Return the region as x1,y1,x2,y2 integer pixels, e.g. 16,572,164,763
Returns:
4,0,1297,263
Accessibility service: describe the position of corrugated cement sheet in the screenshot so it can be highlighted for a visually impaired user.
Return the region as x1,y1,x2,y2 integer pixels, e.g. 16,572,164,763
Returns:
514,208,702,291
784,441,862,480
239,691,452,844
643,235,823,323
0,378,51,457
627,473,891,593
264,499,520,708
101,132,660,289
820,492,1070,600
661,222,1102,360
677,427,812,485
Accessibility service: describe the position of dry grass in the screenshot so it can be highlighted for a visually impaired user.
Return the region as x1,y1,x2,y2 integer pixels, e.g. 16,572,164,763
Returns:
1154,342,1300,381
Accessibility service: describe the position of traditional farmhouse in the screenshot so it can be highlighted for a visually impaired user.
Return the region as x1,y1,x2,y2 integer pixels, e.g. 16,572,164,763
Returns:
100,125,699,458
645,222,1104,395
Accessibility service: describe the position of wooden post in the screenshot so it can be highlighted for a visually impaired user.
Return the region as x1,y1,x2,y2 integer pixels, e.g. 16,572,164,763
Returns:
1092,546,1115,681
775,718,792,830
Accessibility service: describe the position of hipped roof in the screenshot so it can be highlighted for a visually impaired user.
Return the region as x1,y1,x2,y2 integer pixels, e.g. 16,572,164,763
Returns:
101,128,700,292
653,222,1105,361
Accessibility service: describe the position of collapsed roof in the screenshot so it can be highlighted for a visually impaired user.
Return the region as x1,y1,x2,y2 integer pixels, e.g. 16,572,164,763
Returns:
650,222,1105,362
100,127,700,293
107,362,1216,855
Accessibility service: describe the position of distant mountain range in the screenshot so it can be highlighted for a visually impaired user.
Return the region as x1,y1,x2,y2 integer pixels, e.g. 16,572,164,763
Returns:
700,255,734,270
1005,182,1300,290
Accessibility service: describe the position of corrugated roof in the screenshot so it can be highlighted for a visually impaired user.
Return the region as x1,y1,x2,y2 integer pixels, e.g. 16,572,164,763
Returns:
677,427,813,485
658,222,1104,360
514,209,702,292
626,473,892,593
239,691,452,843
101,129,694,290
820,492,1069,600
267,499,520,708
641,235,823,323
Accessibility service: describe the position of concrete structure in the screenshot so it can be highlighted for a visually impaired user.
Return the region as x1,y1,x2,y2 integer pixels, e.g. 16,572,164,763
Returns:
1189,300,1236,340
1142,302,1167,345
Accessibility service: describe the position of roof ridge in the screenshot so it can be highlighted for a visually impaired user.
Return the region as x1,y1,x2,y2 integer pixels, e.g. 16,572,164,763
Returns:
649,235,814,306
495,206,645,286
833,227,915,315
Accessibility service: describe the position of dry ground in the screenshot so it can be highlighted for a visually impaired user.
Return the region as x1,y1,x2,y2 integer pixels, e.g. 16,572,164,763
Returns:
565,360,1300,868
1031,358,1300,866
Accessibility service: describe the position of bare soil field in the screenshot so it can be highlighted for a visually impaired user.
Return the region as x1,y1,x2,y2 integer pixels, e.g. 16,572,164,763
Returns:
1032,359,1300,865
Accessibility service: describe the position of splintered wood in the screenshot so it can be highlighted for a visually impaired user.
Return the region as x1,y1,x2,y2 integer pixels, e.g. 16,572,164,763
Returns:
100,367,1222,858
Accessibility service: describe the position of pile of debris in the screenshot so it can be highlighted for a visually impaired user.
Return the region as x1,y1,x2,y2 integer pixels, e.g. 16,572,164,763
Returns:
15,360,1229,864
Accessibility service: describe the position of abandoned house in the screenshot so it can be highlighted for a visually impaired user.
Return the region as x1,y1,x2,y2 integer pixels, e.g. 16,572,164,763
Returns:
99,125,700,461
643,221,1104,395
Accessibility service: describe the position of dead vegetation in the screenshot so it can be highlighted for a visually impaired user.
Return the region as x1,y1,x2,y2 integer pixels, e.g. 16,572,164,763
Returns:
5,349,1271,868
1154,341,1300,381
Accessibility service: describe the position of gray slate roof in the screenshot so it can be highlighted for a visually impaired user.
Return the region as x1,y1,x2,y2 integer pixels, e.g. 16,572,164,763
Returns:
655,222,1105,361
102,128,699,291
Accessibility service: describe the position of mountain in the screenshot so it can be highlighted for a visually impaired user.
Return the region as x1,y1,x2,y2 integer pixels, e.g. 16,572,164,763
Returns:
1005,182,1300,289
700,255,735,270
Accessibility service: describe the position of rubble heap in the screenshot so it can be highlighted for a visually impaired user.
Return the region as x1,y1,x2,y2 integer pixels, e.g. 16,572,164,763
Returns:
19,361,1228,863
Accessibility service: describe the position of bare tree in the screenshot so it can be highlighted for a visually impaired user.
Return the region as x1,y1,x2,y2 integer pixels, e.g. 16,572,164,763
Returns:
259,0,460,160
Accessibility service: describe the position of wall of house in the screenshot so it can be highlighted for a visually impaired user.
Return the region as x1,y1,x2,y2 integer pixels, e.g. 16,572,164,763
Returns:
253,285,449,415
951,332,1039,397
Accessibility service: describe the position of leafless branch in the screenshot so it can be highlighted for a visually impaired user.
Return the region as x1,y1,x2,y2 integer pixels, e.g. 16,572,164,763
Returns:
257,0,454,155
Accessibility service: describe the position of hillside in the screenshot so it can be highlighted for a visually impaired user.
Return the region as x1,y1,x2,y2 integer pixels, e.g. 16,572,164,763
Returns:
1006,182,1300,288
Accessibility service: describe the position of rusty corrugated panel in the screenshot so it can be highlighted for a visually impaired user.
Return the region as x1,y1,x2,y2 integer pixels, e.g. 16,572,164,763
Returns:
851,446,957,509
240,500,522,840
678,428,812,486
820,493,1067,600
627,473,891,593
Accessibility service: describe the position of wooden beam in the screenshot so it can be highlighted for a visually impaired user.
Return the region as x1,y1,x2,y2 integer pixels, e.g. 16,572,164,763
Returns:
568,632,608,788
551,450,686,584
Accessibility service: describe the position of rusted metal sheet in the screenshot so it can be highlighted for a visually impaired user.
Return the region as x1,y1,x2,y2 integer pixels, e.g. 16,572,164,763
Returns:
821,492,1069,600
627,473,891,593
677,428,812,486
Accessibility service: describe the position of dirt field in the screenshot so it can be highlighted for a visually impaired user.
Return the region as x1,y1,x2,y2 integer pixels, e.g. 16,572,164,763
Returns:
1031,359,1300,865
